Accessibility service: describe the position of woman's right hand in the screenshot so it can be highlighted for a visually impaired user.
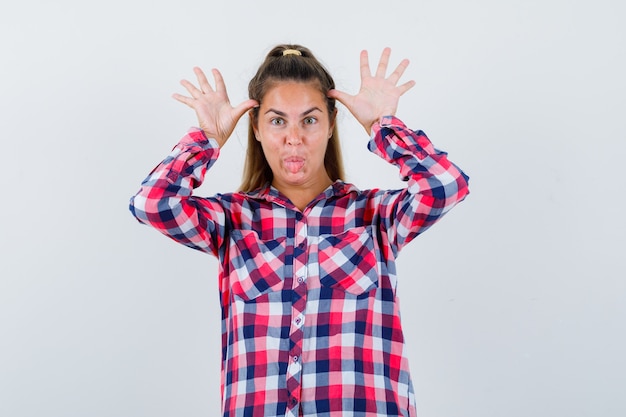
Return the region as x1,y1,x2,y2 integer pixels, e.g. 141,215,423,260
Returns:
173,67,258,147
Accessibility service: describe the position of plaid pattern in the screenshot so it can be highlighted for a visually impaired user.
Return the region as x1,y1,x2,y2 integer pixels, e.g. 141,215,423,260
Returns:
130,116,469,416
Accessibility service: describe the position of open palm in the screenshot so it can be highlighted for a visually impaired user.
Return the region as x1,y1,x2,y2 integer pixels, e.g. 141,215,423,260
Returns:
328,48,415,134
173,67,258,147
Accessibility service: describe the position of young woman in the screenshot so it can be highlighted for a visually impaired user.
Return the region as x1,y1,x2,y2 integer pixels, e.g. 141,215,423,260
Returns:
130,44,469,417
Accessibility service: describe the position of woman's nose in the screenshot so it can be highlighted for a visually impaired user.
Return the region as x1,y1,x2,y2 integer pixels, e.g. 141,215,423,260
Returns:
286,126,302,145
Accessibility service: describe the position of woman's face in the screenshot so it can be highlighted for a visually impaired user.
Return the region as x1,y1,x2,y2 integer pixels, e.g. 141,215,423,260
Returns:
254,81,335,193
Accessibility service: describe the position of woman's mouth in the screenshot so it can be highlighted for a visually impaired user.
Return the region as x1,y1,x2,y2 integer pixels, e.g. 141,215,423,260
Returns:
284,156,305,173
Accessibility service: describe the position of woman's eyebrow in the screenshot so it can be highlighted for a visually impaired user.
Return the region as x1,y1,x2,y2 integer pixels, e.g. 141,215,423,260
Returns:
301,107,323,116
264,107,323,116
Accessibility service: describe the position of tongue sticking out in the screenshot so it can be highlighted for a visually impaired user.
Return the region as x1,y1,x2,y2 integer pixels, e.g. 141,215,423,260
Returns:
285,159,305,173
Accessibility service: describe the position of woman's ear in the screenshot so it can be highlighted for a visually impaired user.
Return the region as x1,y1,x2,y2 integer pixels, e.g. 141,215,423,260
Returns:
329,108,338,138
249,110,260,141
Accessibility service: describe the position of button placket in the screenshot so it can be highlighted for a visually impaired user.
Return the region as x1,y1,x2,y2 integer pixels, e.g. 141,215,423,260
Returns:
285,213,308,410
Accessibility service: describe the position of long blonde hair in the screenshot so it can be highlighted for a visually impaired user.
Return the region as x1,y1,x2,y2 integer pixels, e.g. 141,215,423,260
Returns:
239,44,345,192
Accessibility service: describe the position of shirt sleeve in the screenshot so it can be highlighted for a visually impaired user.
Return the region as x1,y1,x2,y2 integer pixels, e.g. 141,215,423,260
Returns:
367,116,470,255
128,128,227,257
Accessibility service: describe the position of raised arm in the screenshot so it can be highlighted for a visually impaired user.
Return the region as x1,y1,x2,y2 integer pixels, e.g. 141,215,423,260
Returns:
367,117,470,254
130,67,257,255
332,48,469,254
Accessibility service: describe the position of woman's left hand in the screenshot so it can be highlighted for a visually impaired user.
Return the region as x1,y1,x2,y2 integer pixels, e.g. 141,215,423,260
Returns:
328,47,415,135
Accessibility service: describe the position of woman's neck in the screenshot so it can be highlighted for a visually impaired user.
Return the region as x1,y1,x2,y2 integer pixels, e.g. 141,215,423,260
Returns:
273,177,333,211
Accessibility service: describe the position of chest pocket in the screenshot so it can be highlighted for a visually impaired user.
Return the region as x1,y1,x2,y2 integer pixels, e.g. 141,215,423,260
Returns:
228,229,287,302
318,226,379,296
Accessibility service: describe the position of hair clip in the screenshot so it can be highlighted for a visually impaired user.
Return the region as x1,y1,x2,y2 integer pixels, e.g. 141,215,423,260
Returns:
282,49,302,56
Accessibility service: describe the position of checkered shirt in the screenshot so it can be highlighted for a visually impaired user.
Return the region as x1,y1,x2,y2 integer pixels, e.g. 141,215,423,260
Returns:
129,116,470,416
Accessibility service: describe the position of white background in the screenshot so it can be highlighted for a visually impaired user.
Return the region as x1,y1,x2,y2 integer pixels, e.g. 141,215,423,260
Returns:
1,0,625,416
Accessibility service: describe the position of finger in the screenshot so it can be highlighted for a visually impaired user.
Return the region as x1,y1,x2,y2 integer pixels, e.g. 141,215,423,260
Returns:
375,47,391,78
180,79,203,98
211,68,227,94
396,79,416,96
327,88,352,107
359,50,371,79
172,93,195,108
232,99,260,120
388,58,411,85
193,67,213,93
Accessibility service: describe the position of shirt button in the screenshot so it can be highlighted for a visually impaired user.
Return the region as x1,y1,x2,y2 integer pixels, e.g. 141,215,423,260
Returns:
293,356,299,362
297,276,304,284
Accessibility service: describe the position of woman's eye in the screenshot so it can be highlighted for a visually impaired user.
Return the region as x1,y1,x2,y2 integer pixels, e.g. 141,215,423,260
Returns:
303,117,317,125
270,118,285,125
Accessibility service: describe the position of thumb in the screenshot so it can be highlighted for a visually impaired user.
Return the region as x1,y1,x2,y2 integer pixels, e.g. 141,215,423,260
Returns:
327,89,352,107
232,99,260,121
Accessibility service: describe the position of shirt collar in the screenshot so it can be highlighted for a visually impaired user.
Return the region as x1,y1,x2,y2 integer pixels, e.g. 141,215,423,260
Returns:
244,180,360,207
